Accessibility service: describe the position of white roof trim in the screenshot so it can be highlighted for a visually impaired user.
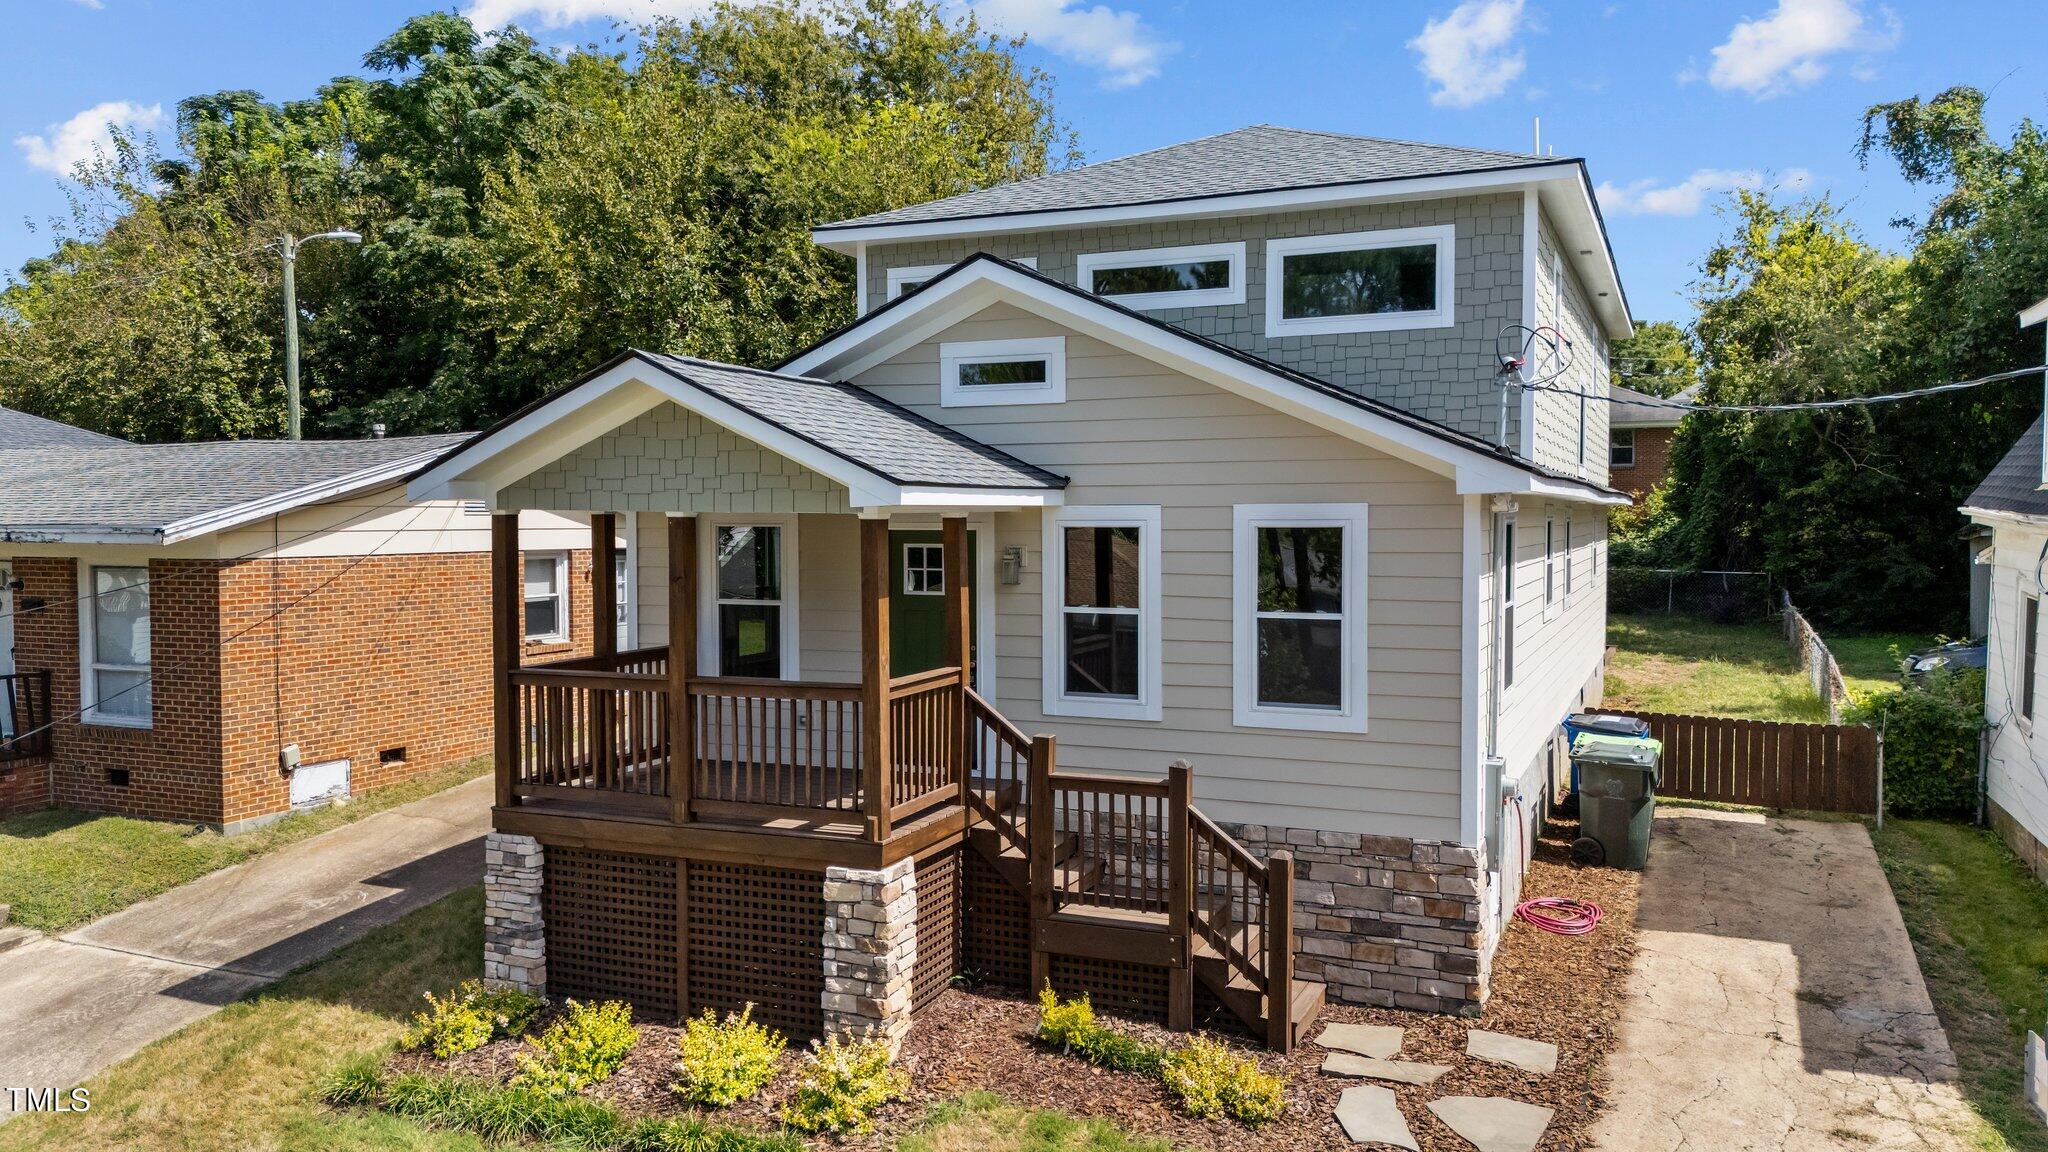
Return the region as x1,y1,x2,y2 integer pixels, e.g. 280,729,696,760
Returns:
2022,297,2048,328
1963,505,2048,529
784,259,1626,507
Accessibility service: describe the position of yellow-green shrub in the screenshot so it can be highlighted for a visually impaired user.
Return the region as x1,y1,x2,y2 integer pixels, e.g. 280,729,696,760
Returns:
1035,987,1163,1076
399,980,543,1058
1160,1036,1285,1126
670,1004,786,1107
778,1033,908,1135
512,999,639,1096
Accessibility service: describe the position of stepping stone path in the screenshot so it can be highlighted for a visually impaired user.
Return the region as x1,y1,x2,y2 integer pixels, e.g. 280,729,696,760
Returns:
1465,1030,1559,1074
1335,1084,1418,1151
1321,1053,1452,1086
1315,1022,1405,1060
1428,1096,1556,1152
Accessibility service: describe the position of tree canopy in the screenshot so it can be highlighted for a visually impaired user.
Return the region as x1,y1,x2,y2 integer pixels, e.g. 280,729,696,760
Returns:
0,1,1069,441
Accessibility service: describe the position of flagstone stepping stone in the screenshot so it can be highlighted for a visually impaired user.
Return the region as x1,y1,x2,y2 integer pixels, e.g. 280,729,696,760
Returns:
1315,1022,1404,1059
1466,1029,1559,1074
1335,1084,1418,1150
1320,1053,1452,1086
1427,1096,1555,1152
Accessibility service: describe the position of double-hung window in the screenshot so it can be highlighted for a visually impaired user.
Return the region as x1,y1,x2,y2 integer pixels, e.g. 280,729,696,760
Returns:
87,565,150,724
1498,517,1517,692
1265,225,1455,336
1610,429,1636,468
1233,504,1368,732
1563,517,1574,600
1043,506,1161,721
2026,595,2040,722
523,552,569,643
708,522,794,679
940,337,1065,407
1076,242,1246,310
1543,518,1558,612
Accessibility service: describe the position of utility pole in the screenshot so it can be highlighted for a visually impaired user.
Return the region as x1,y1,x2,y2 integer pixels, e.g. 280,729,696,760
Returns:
277,230,362,439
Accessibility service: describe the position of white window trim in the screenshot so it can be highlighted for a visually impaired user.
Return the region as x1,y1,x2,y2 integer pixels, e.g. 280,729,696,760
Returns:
1562,516,1574,602
1075,241,1246,310
79,561,151,729
696,514,802,680
1042,505,1163,722
1497,513,1519,700
1231,503,1369,733
1610,428,1637,468
888,257,1035,300
523,551,571,644
1542,517,1560,617
903,541,945,597
940,336,1066,408
1265,223,1456,337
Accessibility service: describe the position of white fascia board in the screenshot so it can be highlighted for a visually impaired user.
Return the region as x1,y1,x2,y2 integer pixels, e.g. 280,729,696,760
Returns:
1961,506,2048,529
892,487,1063,509
159,451,449,544
0,527,163,545
1537,177,1634,340
2021,298,2048,328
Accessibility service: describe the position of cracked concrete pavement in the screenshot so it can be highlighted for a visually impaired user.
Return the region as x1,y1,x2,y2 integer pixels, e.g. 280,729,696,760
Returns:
0,775,488,1121
1589,807,1981,1151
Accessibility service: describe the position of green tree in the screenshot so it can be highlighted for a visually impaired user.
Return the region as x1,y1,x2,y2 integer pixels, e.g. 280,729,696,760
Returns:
1609,319,1698,397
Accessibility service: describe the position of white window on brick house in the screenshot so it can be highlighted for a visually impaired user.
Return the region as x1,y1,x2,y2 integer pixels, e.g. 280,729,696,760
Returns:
87,565,150,724
1610,428,1636,468
523,552,568,643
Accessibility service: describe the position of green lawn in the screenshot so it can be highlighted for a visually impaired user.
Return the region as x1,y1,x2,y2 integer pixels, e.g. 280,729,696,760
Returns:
1604,612,1936,722
0,758,485,933
1873,820,2048,1152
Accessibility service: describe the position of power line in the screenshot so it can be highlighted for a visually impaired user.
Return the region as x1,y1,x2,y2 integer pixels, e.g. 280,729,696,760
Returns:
1519,364,2048,413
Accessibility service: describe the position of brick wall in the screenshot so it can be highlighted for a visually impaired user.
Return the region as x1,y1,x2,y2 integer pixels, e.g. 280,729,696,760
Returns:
1611,426,1675,495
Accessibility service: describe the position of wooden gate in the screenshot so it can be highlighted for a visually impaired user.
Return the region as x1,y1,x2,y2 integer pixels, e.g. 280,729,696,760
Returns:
1602,710,1878,815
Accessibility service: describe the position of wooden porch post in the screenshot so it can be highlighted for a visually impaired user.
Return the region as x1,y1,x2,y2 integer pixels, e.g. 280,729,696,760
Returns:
1266,851,1296,1052
668,515,697,825
1026,734,1056,992
1166,759,1194,1031
860,515,894,841
491,513,521,810
591,514,618,788
942,515,971,807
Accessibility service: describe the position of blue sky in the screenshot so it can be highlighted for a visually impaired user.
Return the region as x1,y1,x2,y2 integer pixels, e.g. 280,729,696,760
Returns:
5,0,2047,324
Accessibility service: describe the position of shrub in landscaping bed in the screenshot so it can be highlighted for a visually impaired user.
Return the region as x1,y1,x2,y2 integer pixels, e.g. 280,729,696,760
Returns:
513,998,640,1096
1847,669,1984,818
671,1004,786,1107
399,980,542,1058
1034,987,1282,1126
779,1032,909,1136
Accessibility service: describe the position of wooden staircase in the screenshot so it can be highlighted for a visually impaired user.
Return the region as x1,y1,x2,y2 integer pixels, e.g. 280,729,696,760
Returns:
962,689,1323,1051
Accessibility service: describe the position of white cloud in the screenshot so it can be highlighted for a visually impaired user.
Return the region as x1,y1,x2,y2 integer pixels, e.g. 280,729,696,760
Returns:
15,100,164,176
69,0,106,9
462,0,715,30
1704,0,1900,97
966,0,1177,89
1597,167,1814,216
1408,0,1529,109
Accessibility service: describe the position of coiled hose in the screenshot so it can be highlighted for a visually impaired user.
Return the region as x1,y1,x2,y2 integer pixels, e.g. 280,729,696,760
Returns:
1514,896,1603,936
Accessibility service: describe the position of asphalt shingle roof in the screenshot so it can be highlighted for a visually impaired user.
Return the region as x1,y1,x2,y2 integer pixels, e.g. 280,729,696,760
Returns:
1610,384,1697,427
819,125,1561,232
636,353,1065,491
1965,417,2048,518
0,434,469,537
0,406,125,448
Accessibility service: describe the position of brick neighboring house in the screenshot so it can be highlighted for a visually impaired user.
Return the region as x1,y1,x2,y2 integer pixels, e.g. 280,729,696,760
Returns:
1607,384,1693,495
0,423,609,828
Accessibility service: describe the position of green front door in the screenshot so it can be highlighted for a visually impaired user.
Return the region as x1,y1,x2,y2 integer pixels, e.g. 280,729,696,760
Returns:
889,530,977,678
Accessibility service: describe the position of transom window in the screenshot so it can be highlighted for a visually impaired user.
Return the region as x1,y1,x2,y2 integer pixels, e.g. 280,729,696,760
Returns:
940,337,1066,407
888,257,1035,301
904,543,945,596
1233,505,1368,731
1043,506,1161,721
523,552,568,642
1610,428,1637,468
1265,225,1455,336
1076,242,1246,310
714,525,785,679
88,565,150,723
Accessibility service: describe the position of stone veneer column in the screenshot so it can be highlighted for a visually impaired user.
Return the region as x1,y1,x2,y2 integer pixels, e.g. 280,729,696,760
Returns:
820,859,918,1049
484,832,546,995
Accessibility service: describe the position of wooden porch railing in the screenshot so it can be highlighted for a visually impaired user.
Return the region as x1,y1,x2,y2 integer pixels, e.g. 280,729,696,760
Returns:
689,677,864,817
964,687,1033,853
0,670,53,763
889,666,963,825
1191,808,1295,1049
508,658,670,812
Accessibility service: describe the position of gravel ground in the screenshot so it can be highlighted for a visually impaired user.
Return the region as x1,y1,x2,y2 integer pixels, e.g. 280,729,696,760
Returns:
389,817,1640,1149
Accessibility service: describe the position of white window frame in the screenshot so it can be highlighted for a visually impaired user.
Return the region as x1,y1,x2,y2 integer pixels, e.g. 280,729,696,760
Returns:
1543,517,1559,615
1610,427,1637,468
940,336,1066,408
79,562,151,728
903,541,945,597
1497,514,1518,696
696,514,802,680
1563,516,1574,601
1042,505,1163,722
522,551,570,644
1265,224,1456,337
1231,503,1369,733
1075,241,1246,310
888,257,1034,300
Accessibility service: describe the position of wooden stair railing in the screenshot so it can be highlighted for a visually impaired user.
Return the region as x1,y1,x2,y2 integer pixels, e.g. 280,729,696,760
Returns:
0,670,53,764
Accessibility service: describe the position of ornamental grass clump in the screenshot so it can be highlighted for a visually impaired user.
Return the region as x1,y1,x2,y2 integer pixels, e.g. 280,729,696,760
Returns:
778,1032,908,1135
1160,1036,1285,1126
399,980,543,1058
670,1004,787,1107
511,998,639,1096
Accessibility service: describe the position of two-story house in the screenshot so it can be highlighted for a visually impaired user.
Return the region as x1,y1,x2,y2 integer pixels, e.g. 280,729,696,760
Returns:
407,126,1632,1047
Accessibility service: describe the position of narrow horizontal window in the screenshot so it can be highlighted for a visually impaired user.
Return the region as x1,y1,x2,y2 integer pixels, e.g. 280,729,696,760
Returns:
957,359,1047,388
940,336,1065,407
1266,225,1454,336
1076,243,1246,310
889,257,1035,300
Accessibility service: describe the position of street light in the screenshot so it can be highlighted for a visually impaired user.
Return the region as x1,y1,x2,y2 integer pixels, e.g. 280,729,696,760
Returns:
277,230,362,440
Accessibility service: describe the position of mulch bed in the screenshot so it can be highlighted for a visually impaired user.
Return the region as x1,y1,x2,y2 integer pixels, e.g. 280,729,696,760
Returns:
387,817,1639,1149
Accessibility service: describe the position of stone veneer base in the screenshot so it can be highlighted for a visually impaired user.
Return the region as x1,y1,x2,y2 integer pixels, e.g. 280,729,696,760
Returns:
820,859,918,1050
484,832,546,995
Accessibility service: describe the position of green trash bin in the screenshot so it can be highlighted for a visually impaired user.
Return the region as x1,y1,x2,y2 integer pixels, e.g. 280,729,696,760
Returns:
1569,731,1662,870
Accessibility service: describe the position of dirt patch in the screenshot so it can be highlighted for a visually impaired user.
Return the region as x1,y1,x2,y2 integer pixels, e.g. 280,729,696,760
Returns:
387,819,1639,1150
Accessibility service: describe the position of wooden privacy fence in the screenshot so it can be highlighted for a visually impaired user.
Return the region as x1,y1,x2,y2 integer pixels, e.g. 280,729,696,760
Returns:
1603,709,1879,814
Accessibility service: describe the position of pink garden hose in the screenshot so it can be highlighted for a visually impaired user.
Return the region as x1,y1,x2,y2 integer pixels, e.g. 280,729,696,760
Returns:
1515,896,1604,936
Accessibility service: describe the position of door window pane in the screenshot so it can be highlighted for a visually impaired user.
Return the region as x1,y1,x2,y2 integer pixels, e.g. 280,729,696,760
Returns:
716,527,781,601
1281,244,1438,320
1064,612,1139,699
715,525,784,678
904,544,944,595
718,604,782,679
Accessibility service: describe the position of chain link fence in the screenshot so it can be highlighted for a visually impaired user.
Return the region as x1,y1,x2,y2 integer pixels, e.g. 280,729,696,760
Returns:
1609,567,1778,623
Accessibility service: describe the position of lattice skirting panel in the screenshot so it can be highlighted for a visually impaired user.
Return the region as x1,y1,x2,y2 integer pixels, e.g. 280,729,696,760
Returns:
543,847,681,1017
687,861,826,1039
961,847,1031,990
913,848,963,1010
1049,955,1170,1024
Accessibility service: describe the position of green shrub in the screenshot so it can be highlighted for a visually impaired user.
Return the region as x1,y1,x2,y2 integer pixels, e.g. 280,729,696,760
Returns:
1035,987,1163,1076
512,998,640,1096
778,1033,909,1135
1847,669,1985,819
1160,1036,1286,1126
1035,985,1097,1050
336,1068,787,1152
398,979,543,1058
670,1004,786,1107
317,1053,388,1107
621,1115,804,1152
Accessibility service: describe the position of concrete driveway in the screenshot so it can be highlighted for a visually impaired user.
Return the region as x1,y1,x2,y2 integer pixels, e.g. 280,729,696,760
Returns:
0,775,488,1120
1591,807,1981,1151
